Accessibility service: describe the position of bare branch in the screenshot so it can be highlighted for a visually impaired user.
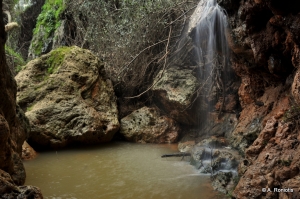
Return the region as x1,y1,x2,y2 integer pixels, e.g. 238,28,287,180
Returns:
124,26,173,99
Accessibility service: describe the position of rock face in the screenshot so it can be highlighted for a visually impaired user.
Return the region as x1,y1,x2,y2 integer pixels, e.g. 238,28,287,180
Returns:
218,0,300,198
0,2,24,185
120,107,179,143
0,1,42,196
233,117,300,199
16,46,119,149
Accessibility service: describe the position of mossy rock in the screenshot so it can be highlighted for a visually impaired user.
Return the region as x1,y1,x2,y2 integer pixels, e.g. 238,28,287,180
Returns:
16,46,119,149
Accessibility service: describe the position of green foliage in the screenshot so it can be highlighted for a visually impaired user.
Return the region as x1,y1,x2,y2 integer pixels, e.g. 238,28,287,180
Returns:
5,45,26,73
32,0,65,55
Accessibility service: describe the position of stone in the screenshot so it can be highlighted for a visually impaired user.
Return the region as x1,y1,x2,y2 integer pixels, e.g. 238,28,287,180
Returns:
178,137,196,153
152,67,200,125
0,169,43,198
22,141,37,160
190,137,240,176
198,113,238,138
16,46,119,149
211,172,233,194
28,25,52,59
120,107,179,143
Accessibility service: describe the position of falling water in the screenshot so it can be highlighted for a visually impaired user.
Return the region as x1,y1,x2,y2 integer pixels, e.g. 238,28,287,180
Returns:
190,0,230,128
187,0,235,175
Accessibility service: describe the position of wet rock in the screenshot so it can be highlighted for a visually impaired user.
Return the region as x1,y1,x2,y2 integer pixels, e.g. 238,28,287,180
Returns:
211,172,233,194
0,169,43,199
190,137,240,176
199,113,238,138
190,137,239,195
152,67,199,125
245,117,277,162
120,107,179,143
16,46,119,149
178,135,196,153
197,136,227,148
212,150,239,171
238,159,250,176
22,141,37,160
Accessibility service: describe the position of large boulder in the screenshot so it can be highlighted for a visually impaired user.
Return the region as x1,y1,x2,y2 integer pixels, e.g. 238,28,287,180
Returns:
120,107,179,143
16,46,119,149
152,67,200,125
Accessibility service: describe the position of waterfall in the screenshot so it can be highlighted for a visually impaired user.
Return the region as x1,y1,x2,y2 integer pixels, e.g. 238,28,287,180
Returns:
190,0,230,127
188,0,237,176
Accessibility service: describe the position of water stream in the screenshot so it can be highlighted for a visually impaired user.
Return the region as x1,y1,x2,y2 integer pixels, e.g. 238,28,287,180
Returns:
24,142,223,199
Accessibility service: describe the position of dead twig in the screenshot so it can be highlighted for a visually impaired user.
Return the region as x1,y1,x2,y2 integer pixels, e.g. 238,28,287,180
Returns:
167,5,197,26
124,26,172,99
117,35,178,77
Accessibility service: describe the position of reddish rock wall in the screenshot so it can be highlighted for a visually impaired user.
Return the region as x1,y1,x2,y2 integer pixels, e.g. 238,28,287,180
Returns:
220,0,300,198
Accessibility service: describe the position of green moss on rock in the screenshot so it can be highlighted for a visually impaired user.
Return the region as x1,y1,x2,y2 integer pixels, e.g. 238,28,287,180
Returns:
46,46,71,74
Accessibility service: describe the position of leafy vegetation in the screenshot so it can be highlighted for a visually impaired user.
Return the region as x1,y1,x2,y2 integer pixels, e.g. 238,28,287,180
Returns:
31,0,65,55
5,45,26,73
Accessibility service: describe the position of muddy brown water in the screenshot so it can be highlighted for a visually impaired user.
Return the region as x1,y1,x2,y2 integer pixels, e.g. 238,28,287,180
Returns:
24,142,223,199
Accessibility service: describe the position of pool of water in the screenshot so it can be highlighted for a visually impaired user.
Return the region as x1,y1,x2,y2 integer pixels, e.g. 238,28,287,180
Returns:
24,142,223,199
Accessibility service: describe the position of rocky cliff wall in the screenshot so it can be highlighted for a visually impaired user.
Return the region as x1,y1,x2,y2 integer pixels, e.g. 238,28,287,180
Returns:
0,0,42,197
219,0,300,198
